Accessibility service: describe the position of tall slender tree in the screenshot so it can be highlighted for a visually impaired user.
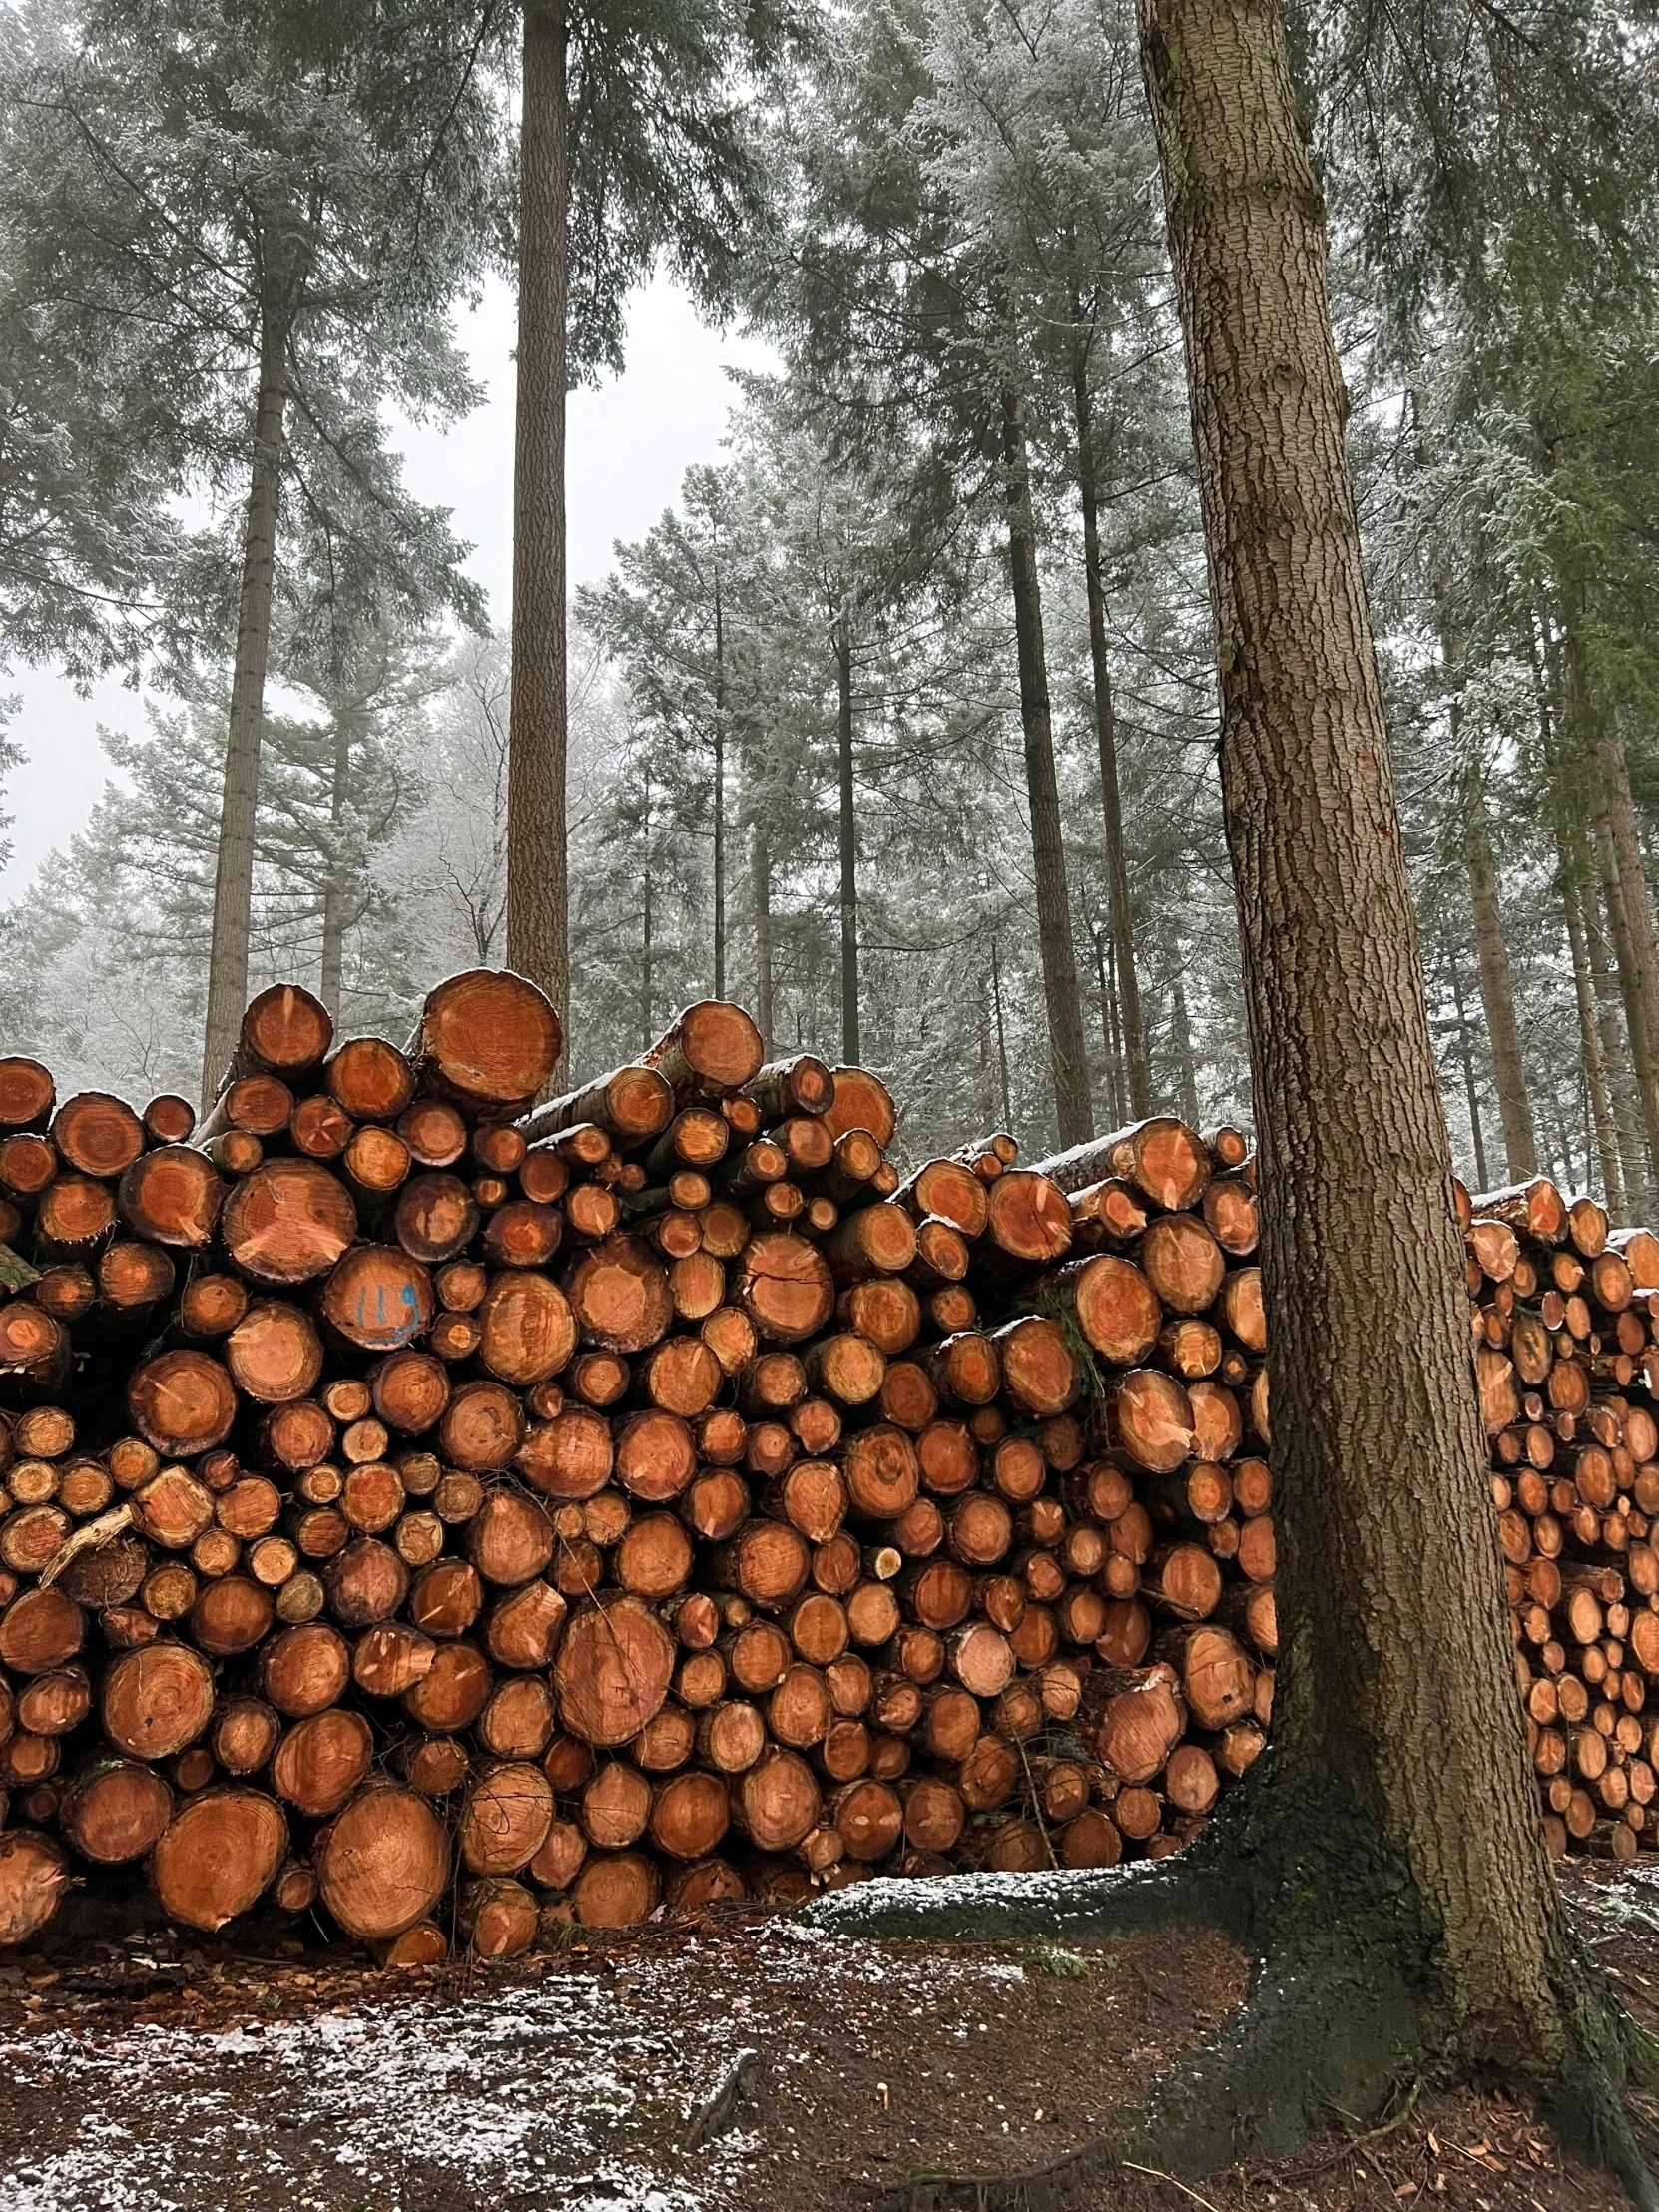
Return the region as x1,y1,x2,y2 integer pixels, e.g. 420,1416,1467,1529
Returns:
501,0,802,1057
2,0,496,1098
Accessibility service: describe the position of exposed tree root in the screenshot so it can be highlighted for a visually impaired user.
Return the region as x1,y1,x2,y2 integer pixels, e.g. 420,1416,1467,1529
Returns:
807,1778,1659,2211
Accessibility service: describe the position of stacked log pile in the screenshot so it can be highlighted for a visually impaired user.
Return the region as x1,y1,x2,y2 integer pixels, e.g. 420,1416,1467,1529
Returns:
9,964,1605,1958
1465,1175,1659,1863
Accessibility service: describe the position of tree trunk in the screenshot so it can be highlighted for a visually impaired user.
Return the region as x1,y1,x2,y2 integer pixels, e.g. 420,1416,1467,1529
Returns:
640,767,653,1057
318,706,355,1026
1462,782,1538,1179
752,822,774,1054
1579,852,1649,1213
1091,923,1127,1126
1442,932,1489,1193
1594,718,1659,1181
990,939,1013,1130
834,617,859,1065
1169,960,1201,1126
507,0,570,1068
1073,348,1151,1115
1001,386,1093,1148
201,323,287,1105
1138,0,1576,2077
713,582,726,1002
1561,871,1624,1223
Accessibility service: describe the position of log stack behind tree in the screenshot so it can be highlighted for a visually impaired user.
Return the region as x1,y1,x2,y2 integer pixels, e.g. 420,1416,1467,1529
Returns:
0,970,1590,1955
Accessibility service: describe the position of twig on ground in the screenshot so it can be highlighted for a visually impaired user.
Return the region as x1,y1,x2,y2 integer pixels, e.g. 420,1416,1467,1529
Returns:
684,2044,761,2150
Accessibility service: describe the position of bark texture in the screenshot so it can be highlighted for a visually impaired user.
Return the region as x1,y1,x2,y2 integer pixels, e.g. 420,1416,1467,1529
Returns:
1074,351,1151,1116
1001,387,1093,1149
1562,870,1624,1222
1136,0,1571,2072
202,325,287,1103
507,0,571,1065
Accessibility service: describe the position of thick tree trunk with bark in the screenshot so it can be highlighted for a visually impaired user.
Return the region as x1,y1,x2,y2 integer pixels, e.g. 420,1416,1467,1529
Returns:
1001,387,1093,1149
811,1,1655,2195
1463,781,1538,1180
1073,350,1151,1116
201,323,287,1104
1139,0,1573,2068
507,0,571,1067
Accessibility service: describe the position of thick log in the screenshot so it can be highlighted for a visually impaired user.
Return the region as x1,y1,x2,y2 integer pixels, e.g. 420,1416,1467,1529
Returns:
408,970,561,1112
822,1067,897,1149
735,1233,835,1344
0,1830,71,1944
150,1789,287,1931
118,1147,225,1248
60,1758,174,1863
1033,1117,1211,1210
221,1160,357,1286
315,1781,450,1939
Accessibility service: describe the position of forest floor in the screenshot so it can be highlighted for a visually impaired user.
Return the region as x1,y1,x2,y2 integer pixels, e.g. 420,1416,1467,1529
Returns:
0,1861,1654,2212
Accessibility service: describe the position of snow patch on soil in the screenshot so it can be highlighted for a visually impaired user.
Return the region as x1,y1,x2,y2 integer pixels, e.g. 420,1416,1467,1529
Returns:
0,1931,1030,2211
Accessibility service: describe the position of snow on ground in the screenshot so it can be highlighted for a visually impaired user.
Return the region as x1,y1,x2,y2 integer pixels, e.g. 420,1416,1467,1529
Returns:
0,1925,1032,2212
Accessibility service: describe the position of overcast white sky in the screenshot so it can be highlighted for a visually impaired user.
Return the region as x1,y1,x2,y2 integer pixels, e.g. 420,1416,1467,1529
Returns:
3,272,773,891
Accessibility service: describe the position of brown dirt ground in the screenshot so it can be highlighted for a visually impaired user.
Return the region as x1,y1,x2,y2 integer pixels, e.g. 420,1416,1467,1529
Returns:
0,1862,1653,2211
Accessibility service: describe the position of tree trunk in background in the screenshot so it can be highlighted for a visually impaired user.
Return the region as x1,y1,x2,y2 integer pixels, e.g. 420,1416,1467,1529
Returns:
507,0,570,1069
1091,924,1126,1124
1579,857,1650,1212
1073,348,1151,1115
1139,0,1576,2076
1462,784,1538,1181
752,823,774,1053
1001,386,1093,1148
713,584,726,1001
1593,797,1659,1191
201,325,287,1104
639,769,653,1057
1561,873,1624,1222
990,939,1013,1129
834,618,859,1065
1443,933,1489,1193
1595,722,1659,1184
1170,961,1201,1125
318,707,354,1024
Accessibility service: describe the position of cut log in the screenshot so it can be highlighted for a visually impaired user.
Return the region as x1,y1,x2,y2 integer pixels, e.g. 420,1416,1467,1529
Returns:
220,1159,357,1285
0,1830,71,1944
735,1233,835,1345
409,969,561,1111
394,1173,480,1265
60,1758,174,1863
150,1788,287,1931
1138,1215,1226,1314
273,1709,373,1816
1034,1117,1211,1209
564,1233,674,1354
118,1147,225,1248
52,1091,145,1179
555,1596,676,1746
460,1761,555,1874
991,1318,1078,1417
572,1850,661,1928
315,1781,450,1939
978,1170,1073,1279
226,1301,324,1404
327,1037,416,1123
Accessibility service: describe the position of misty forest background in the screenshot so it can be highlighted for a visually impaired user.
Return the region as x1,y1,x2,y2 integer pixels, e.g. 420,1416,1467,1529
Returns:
0,0,1653,1204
